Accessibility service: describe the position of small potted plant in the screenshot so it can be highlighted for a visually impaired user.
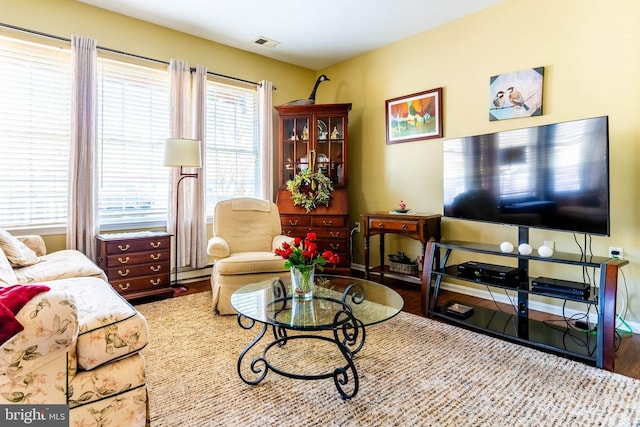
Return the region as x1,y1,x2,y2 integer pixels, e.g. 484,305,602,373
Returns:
388,251,418,275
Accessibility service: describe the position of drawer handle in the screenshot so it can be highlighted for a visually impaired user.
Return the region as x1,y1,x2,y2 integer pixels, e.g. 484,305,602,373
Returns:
288,219,298,226
150,265,161,272
322,220,333,226
330,231,340,238
117,256,130,264
118,269,130,277
402,224,408,230
118,283,130,291
330,243,340,250
151,241,162,248
150,279,161,286
377,223,385,229
117,244,130,252
150,253,161,260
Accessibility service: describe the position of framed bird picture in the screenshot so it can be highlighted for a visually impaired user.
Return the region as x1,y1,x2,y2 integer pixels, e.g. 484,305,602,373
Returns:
385,87,443,144
489,67,544,121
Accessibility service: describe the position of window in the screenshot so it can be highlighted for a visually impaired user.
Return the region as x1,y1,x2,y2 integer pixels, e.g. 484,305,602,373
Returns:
205,80,260,216
0,32,263,231
0,36,71,228
96,58,170,228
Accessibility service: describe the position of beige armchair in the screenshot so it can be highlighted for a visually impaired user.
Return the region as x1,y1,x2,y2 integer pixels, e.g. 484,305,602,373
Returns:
207,198,293,314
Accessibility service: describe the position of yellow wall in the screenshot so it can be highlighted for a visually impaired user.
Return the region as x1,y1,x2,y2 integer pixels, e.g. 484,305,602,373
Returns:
317,0,640,324
4,0,640,323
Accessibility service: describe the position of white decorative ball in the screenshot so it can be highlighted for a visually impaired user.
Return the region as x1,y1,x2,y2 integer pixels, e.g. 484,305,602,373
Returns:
518,243,533,255
500,242,514,253
538,245,554,258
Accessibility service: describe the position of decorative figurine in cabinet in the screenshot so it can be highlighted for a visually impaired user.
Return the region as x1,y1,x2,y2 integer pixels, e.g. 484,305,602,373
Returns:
275,103,352,274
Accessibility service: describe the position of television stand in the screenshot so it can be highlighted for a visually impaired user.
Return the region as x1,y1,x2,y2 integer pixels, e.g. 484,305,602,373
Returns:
421,235,627,371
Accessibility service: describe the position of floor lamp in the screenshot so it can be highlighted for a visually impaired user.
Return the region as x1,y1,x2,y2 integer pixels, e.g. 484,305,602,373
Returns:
163,138,202,292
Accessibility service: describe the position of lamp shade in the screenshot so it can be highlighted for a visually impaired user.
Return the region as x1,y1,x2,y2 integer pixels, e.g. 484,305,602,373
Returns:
163,138,202,168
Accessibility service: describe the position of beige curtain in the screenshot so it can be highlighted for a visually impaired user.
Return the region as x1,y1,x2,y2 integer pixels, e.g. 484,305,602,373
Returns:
67,35,98,260
168,59,193,272
190,65,208,269
258,80,274,201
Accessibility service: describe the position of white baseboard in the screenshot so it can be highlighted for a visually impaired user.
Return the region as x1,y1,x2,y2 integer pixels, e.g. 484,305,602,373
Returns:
350,262,639,334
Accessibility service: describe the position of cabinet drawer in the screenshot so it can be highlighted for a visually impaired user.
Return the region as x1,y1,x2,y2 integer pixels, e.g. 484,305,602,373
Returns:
280,216,311,227
110,274,170,295
311,216,346,228
105,261,170,281
368,218,420,233
317,238,347,253
106,250,170,268
315,228,348,239
281,226,311,237
103,237,171,254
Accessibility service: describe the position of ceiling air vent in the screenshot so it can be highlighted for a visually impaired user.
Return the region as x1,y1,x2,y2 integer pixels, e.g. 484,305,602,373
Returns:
252,36,279,48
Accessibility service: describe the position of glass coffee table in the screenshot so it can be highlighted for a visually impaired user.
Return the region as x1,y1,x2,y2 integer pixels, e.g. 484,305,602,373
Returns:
230,275,404,399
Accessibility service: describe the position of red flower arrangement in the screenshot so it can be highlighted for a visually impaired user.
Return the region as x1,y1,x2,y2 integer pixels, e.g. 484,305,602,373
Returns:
274,232,340,270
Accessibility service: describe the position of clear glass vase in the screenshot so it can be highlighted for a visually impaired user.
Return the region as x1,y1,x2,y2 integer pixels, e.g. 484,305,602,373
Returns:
290,265,315,300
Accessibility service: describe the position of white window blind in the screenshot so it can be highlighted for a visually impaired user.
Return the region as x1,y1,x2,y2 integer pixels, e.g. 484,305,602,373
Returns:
205,81,260,215
97,58,170,228
0,36,71,228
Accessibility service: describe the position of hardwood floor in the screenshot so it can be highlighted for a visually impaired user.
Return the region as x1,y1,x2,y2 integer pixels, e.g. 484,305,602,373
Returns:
168,273,640,380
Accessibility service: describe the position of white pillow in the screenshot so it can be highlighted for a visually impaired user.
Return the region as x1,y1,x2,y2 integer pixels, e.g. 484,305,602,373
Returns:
0,229,40,267
0,248,18,285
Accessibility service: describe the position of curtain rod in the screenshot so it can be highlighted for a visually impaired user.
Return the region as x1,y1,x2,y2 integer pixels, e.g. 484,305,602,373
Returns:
0,22,271,89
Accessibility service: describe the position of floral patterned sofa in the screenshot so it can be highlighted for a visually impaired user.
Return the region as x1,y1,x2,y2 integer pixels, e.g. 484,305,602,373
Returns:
0,231,150,426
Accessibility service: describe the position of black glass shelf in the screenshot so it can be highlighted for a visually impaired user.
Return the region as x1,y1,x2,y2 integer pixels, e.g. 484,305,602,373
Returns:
436,265,598,305
438,240,610,268
431,304,597,364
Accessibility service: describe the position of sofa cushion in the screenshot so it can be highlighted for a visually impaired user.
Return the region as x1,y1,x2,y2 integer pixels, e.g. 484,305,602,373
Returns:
0,249,18,286
0,229,39,267
214,251,288,275
0,284,50,345
46,277,149,370
14,249,107,284
68,352,146,409
0,288,79,404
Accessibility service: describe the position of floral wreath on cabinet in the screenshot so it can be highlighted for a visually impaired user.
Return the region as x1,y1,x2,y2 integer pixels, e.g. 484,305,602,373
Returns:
287,151,333,212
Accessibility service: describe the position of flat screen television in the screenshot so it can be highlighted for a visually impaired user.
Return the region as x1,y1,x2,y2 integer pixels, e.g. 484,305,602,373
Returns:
442,116,610,236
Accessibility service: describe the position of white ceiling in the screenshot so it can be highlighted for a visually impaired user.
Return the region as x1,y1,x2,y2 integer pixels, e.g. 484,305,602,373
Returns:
79,0,503,70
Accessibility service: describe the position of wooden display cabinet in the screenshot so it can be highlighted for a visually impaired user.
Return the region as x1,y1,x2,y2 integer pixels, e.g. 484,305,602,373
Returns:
275,103,352,274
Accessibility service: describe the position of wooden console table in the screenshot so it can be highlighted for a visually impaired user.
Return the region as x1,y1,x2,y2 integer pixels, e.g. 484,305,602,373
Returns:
362,212,441,283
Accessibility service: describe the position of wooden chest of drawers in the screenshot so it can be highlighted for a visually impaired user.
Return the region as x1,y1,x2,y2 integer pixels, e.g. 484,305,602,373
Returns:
280,213,350,270
96,231,174,300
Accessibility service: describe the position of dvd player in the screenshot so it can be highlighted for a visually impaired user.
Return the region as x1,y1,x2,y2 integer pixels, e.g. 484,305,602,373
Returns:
457,261,519,286
531,277,590,299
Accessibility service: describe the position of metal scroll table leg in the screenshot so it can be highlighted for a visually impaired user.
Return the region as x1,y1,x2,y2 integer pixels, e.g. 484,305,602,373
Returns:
236,314,269,385
332,309,361,399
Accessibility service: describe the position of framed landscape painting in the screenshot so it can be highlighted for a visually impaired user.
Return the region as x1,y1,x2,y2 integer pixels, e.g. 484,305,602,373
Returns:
385,88,443,144
489,67,544,121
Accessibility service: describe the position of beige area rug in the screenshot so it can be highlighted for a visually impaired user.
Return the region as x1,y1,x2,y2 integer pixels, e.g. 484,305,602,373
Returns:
135,292,640,427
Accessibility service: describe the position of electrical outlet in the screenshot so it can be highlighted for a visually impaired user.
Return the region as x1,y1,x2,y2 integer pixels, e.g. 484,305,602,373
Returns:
353,222,361,233
609,247,624,260
543,240,555,249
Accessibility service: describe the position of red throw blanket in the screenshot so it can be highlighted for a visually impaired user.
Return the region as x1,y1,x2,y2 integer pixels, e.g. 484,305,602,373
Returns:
0,284,50,345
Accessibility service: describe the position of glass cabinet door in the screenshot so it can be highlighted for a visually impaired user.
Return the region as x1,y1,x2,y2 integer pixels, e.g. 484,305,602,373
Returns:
277,103,350,189
281,117,310,183
316,116,345,185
